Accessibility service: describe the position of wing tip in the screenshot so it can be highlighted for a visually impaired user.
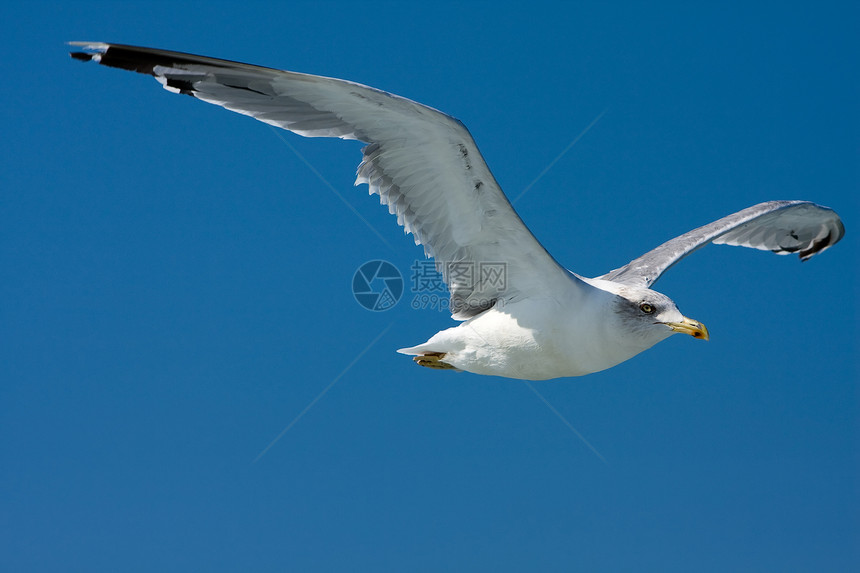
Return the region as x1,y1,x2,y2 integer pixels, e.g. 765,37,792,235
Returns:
67,42,181,75
70,51,96,62
797,229,841,262
798,213,845,262
68,41,108,62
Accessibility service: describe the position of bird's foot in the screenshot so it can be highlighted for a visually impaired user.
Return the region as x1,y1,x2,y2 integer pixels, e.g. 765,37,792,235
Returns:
413,352,456,370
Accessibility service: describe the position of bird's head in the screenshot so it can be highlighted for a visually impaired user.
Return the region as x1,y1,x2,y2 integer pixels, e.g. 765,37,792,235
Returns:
606,284,709,346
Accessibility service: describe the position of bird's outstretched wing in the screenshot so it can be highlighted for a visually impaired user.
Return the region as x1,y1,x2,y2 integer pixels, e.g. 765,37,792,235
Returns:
600,201,844,288
70,42,580,319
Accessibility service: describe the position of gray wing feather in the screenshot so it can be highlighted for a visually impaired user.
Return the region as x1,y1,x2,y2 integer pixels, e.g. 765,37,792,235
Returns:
71,43,580,319
600,200,844,288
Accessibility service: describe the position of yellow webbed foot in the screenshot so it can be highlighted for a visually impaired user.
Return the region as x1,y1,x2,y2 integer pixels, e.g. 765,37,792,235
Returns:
413,352,456,370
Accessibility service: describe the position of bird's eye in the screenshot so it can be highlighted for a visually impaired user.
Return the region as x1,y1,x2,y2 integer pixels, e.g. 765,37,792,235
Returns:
639,303,655,314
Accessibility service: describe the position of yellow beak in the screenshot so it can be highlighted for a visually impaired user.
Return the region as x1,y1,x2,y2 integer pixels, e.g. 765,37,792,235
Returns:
662,317,710,340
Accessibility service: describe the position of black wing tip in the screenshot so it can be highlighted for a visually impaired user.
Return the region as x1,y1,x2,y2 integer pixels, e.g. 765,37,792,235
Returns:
69,43,200,97
67,42,263,76
770,202,846,263
68,41,108,61
70,51,95,62
797,217,846,262
67,42,174,75
798,231,836,261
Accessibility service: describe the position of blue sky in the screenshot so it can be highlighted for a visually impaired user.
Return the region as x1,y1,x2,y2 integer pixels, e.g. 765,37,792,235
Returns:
2,2,857,571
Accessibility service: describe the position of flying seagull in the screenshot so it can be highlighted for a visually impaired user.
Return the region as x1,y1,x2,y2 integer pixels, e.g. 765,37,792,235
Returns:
70,43,844,380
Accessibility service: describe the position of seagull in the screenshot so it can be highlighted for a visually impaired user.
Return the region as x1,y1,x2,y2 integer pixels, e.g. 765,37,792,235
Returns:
70,43,845,380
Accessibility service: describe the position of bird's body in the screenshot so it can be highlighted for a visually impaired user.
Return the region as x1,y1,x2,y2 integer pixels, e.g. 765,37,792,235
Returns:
406,289,605,380
401,278,683,380
70,43,844,380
